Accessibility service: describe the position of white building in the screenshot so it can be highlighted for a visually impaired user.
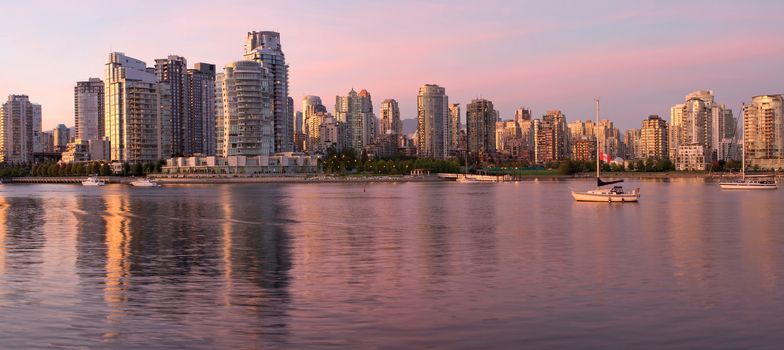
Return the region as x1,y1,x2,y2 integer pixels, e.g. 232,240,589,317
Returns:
676,144,707,171
215,60,274,157
244,31,292,153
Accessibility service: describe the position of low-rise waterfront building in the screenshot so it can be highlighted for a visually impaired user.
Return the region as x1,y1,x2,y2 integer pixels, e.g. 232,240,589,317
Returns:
675,143,707,171
162,153,320,175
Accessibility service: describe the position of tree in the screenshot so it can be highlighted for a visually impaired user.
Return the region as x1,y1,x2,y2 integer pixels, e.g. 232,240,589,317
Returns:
99,163,112,176
131,163,144,176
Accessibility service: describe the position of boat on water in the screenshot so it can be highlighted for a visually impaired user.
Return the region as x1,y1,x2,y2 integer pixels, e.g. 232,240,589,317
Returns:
130,178,161,187
719,175,777,190
81,175,105,187
571,99,640,203
456,174,482,183
718,117,778,190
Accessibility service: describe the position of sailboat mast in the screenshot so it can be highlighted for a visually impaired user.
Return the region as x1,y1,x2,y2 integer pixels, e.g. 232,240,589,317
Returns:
741,102,745,180
595,98,600,178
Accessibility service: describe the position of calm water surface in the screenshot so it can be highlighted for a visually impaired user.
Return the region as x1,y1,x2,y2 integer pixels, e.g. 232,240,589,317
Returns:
0,179,782,349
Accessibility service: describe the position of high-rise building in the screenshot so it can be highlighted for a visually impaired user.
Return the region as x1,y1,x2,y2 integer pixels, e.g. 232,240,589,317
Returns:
74,78,104,141
53,124,70,152
571,136,596,161
640,115,668,160
448,103,461,151
319,114,345,152
293,110,305,151
0,95,42,163
105,52,170,163
416,84,450,159
244,31,291,152
155,55,189,156
515,107,532,122
670,90,731,163
380,99,402,136
187,62,216,155
624,128,642,159
568,120,585,139
496,120,529,160
335,89,375,152
215,60,274,157
302,95,327,152
744,94,784,170
534,110,568,163
466,98,496,155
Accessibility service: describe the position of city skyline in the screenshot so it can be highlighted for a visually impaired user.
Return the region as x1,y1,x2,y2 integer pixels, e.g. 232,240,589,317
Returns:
2,1,784,131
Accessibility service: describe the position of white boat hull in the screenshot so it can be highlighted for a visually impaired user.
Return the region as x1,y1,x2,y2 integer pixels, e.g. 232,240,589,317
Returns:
572,189,640,202
81,182,105,186
131,182,159,187
719,182,777,190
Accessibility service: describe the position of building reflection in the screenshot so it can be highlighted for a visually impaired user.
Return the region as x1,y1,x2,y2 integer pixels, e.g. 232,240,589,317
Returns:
102,191,132,325
0,197,7,276
0,196,46,279
219,185,293,346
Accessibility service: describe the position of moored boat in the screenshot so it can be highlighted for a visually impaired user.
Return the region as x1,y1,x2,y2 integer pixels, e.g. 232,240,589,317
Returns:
130,178,160,187
719,176,777,190
81,175,105,186
572,98,640,203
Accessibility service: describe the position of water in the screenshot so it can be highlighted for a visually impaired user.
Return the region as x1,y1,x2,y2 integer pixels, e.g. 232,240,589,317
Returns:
0,179,783,349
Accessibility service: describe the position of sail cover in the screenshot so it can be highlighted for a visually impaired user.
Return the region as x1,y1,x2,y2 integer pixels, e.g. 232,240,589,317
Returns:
597,178,624,187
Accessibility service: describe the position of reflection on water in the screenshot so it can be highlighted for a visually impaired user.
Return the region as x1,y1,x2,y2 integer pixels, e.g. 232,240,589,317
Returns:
0,181,783,349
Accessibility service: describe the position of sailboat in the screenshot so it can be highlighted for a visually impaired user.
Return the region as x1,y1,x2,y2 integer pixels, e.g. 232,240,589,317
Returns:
719,113,777,190
456,150,480,183
571,99,640,202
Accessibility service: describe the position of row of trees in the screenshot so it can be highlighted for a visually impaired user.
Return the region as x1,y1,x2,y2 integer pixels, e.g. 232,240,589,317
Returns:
319,148,461,175
0,160,166,178
557,158,677,175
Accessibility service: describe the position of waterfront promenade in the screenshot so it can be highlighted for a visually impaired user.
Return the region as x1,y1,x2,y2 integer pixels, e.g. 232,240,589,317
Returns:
3,171,780,185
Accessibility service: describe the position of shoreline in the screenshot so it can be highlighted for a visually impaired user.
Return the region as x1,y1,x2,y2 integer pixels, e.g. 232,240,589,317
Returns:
3,171,778,185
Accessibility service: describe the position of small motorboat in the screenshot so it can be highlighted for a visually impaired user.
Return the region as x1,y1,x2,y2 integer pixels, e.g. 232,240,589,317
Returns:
82,175,105,186
130,178,160,187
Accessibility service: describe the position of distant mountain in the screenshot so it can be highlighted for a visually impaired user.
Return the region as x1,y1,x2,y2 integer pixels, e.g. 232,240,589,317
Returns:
402,118,417,135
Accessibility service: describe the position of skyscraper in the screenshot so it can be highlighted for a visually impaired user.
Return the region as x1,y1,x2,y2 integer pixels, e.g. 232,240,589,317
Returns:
244,31,292,153
188,62,216,155
335,89,375,152
416,84,450,159
640,115,668,160
744,94,784,170
302,95,327,152
466,98,497,155
534,110,568,163
74,78,104,141
215,60,274,157
380,99,401,136
515,107,532,122
0,95,41,163
53,124,70,152
448,103,461,151
155,55,189,156
105,52,167,163
670,90,731,163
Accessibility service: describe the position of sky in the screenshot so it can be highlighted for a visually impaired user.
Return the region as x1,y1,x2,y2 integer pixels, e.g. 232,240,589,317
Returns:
1,0,783,131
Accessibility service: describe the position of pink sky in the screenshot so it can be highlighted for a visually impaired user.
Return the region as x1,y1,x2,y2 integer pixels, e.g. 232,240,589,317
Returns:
1,0,783,131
